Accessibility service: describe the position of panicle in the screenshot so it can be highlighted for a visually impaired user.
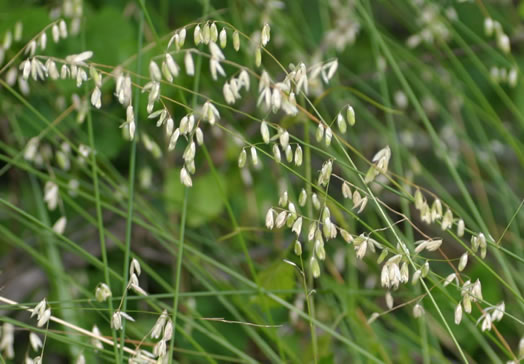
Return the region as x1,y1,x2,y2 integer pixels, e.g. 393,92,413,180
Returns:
261,24,271,46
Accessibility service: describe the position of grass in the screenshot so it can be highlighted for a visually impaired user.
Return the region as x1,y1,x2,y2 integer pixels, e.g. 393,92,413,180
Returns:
0,0,523,363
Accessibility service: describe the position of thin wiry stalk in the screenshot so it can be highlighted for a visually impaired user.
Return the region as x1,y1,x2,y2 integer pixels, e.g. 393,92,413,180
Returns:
3,1,524,362
168,188,188,362
356,3,511,361
363,3,430,362
87,101,120,362
119,10,144,363
302,120,318,363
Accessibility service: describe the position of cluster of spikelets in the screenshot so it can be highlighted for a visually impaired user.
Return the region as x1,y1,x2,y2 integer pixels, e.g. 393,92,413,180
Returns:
3,8,344,362
11,17,505,351
405,1,518,89
0,258,160,362
1,0,523,362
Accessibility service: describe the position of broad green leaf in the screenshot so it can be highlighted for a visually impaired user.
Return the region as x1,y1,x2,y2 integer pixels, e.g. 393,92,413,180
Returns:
165,169,226,227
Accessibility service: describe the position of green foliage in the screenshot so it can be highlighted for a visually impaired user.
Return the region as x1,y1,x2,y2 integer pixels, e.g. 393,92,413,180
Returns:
1,0,524,363
165,170,226,227
253,261,296,309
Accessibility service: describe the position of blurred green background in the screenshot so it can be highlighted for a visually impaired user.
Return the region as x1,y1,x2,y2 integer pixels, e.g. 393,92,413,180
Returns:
1,0,524,363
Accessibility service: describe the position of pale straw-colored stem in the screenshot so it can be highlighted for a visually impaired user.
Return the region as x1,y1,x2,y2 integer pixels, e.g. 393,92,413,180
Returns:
0,295,154,362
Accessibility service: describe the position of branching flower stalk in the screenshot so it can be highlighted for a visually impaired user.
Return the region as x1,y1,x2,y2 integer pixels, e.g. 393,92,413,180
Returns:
1,1,523,362
0,296,155,362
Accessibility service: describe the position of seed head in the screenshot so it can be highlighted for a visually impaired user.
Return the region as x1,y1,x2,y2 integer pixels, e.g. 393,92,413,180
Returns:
184,52,195,76
52,24,60,42
463,295,472,313
431,198,443,221
233,30,240,51
457,219,465,237
59,20,68,38
272,144,281,163
239,69,250,90
491,302,505,322
414,239,442,254
111,311,122,330
210,22,218,42
508,67,518,87
411,269,421,285
294,240,302,256
484,17,494,37
91,325,103,350
180,167,192,187
165,53,179,78
95,283,112,302
66,51,93,65
168,129,180,151
324,127,332,146
163,319,173,341
316,124,325,142
413,303,424,318
443,273,457,287
441,209,453,230
342,182,351,199
44,181,59,211
210,57,225,80
355,238,368,259
250,146,258,166
52,216,67,234
308,222,317,241
291,216,302,236
238,149,247,168
202,22,211,44
275,210,287,228
298,189,307,207
182,141,196,162
279,130,289,149
294,145,303,166
312,193,321,210
480,314,492,332
260,121,270,143
219,28,227,48
414,189,424,210
37,308,51,327
149,60,161,82
337,113,347,133
90,87,101,109
421,261,430,277
454,302,463,325
497,33,510,54
29,332,42,351
315,239,326,260
39,32,47,50
385,292,394,309
179,28,186,46
164,116,174,135
310,257,321,278
194,25,202,45
340,229,353,244
0,323,14,358
321,59,338,83
285,145,293,163
265,208,275,230
255,47,262,67
458,252,468,271
261,24,271,46
346,105,355,126
130,258,141,276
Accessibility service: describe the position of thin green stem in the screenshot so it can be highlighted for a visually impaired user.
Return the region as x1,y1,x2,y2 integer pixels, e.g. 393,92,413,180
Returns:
168,188,189,362
119,9,144,362
87,101,120,362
